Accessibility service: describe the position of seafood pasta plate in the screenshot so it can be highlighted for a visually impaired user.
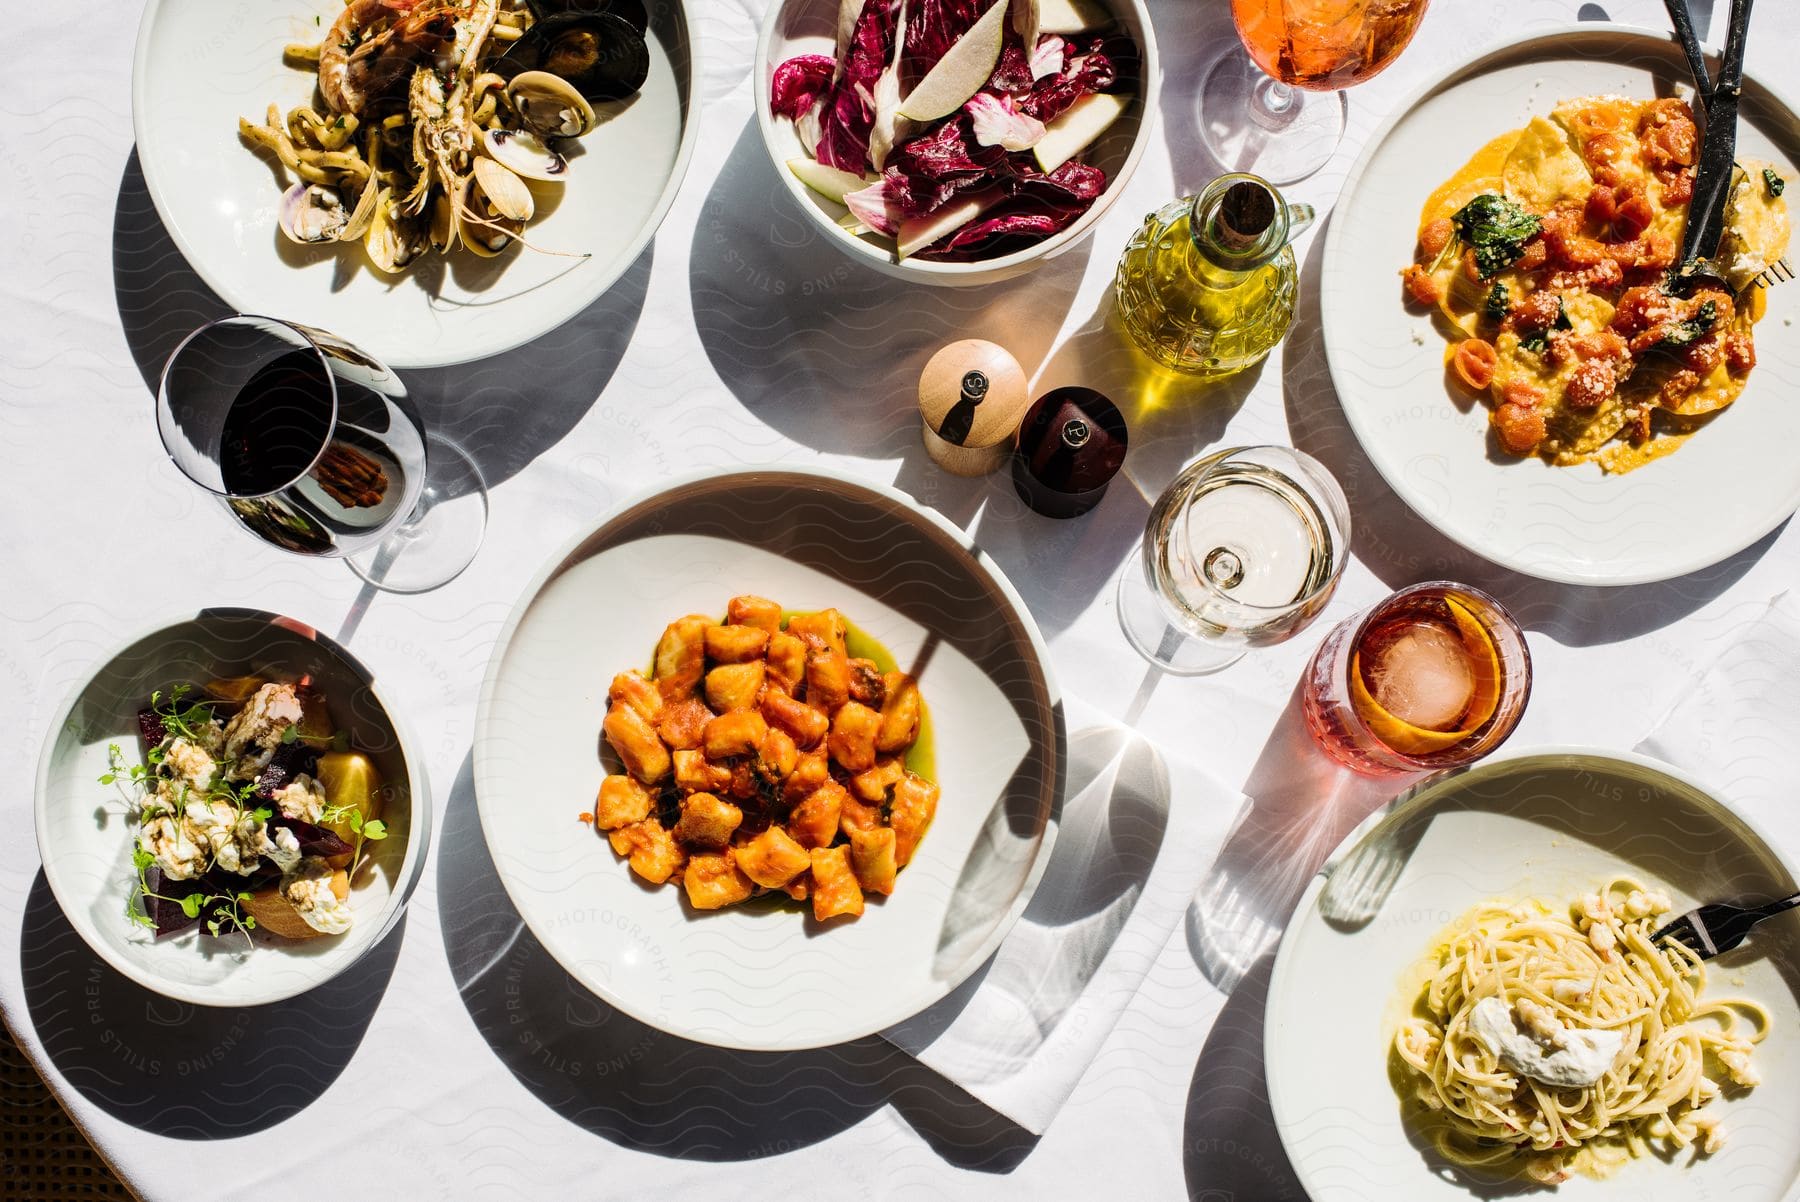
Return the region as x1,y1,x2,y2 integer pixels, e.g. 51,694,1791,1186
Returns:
1321,27,1800,585
1265,748,1800,1201
474,468,1061,1050
131,0,698,368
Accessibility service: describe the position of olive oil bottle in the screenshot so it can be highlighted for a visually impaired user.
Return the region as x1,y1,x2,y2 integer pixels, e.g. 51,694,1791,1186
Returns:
1115,173,1315,378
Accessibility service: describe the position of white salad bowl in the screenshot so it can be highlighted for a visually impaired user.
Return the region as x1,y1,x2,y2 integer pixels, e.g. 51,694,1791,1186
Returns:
34,609,430,1008
755,0,1160,286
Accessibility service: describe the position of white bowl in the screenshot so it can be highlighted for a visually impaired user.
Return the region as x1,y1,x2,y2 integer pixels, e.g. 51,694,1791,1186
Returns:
1266,746,1800,1200
130,0,701,368
34,609,430,1007
475,466,1063,1050
754,0,1160,286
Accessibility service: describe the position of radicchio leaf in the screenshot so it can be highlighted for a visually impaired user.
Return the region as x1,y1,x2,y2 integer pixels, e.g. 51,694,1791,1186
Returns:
844,176,905,236
902,0,990,80
989,44,1035,93
770,54,836,120
966,92,1046,151
1018,35,1117,123
815,0,902,171
1029,34,1067,81
882,114,1010,216
914,160,1106,260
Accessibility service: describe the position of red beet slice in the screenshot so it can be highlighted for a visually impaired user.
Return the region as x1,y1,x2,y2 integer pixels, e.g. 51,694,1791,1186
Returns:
137,708,167,755
142,867,201,938
266,816,353,860
255,741,320,801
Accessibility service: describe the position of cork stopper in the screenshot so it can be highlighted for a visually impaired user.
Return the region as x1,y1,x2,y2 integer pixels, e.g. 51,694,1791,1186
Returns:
1217,180,1276,251
917,340,1030,476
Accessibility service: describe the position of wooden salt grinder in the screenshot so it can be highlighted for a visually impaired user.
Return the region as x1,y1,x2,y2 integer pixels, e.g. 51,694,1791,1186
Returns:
917,340,1030,477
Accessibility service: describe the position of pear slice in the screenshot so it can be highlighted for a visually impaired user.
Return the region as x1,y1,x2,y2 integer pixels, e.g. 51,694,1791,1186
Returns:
836,212,872,235
1011,0,1040,54
1033,91,1129,172
1038,0,1109,33
788,157,876,203
896,188,1004,260
835,0,862,64
898,0,1010,123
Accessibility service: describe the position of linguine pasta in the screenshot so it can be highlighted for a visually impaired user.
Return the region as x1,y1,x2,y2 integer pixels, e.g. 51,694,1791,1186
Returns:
1392,878,1767,1184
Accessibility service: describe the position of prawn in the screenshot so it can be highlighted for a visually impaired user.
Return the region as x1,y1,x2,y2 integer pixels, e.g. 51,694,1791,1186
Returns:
401,0,499,219
318,0,455,116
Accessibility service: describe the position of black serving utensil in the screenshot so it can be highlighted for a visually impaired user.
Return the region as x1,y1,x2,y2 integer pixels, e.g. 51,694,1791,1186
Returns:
1651,890,1800,959
1672,0,1754,292
1662,0,1713,103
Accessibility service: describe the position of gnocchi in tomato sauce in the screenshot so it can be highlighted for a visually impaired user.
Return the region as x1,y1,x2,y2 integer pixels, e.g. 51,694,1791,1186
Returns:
591,596,937,924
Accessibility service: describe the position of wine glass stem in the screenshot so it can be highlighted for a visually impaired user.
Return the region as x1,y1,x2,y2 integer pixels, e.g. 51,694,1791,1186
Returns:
1249,77,1307,131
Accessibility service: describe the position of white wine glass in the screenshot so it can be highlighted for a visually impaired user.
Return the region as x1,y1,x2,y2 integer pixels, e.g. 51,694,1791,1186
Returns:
1117,445,1350,674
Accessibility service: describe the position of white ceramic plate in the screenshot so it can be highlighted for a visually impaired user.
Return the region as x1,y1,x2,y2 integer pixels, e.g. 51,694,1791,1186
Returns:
474,467,1062,1050
754,0,1160,286
1266,747,1800,1201
131,0,699,368
1322,27,1800,585
34,609,430,1007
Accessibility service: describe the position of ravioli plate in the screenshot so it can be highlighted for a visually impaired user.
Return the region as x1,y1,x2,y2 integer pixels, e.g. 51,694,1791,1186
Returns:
1322,26,1800,585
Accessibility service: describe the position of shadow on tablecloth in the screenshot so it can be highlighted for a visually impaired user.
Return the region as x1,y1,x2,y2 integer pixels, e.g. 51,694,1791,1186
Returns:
1180,683,1394,1202
110,149,649,497
685,117,1276,640
1281,220,1784,648
1181,950,1308,1202
436,752,1039,1169
17,870,405,1139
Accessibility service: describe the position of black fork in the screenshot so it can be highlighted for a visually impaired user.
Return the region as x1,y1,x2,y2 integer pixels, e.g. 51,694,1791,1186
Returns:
1651,891,1800,959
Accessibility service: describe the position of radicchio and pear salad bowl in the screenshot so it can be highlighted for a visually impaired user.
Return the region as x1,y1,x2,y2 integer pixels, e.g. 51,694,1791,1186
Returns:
756,0,1159,284
34,609,429,1007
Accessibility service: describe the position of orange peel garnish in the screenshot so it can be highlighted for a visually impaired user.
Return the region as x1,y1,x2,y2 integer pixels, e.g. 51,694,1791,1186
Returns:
1349,597,1502,757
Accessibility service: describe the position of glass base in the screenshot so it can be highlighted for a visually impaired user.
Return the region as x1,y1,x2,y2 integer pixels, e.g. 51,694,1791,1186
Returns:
1116,552,1246,675
1198,53,1348,186
345,433,488,594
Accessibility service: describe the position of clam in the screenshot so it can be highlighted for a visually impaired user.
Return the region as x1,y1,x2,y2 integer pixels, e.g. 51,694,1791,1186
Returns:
339,177,381,242
459,162,534,257
280,182,351,243
506,70,596,139
473,158,535,221
524,12,649,102
428,191,458,255
363,189,428,273
482,127,572,182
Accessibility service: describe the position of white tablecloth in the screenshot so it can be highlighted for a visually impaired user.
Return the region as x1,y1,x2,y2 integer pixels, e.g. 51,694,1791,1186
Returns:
6,0,1799,1198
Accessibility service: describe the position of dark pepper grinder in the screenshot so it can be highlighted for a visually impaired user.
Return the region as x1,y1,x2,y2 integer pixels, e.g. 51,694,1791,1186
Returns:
1011,387,1129,518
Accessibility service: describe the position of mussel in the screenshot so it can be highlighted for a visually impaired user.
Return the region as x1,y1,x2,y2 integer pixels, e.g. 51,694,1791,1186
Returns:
482,127,572,182
506,70,596,138
500,11,649,102
525,0,648,35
